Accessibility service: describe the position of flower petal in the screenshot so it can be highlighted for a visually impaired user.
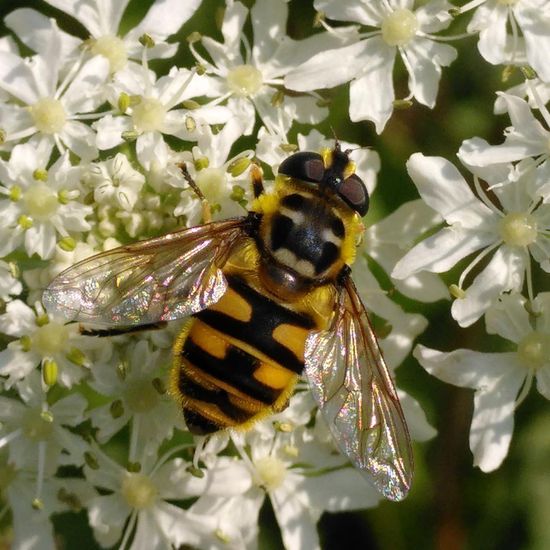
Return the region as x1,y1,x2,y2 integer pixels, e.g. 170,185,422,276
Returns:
130,0,202,40
303,468,381,513
406,153,496,226
285,40,368,91
469,4,508,64
5,8,80,60
348,40,396,133
471,369,523,472
403,38,457,107
271,479,320,550
414,344,521,390
94,114,132,150
392,226,493,278
515,8,550,82
0,51,40,104
451,245,525,327
314,0,384,26
61,56,109,114
398,390,437,442
44,0,130,36
60,121,99,161
485,293,532,343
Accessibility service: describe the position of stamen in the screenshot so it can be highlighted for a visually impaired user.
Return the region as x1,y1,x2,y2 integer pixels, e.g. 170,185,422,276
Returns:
473,176,502,216
0,429,22,449
192,436,207,470
35,440,46,505
55,48,86,100
128,415,140,464
164,68,196,110
188,41,221,76
525,78,550,129
119,510,138,550
508,9,520,66
457,0,487,14
457,240,501,290
514,370,534,408
525,249,534,302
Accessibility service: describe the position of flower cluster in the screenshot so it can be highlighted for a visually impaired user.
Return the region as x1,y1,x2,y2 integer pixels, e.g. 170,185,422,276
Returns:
0,0,548,548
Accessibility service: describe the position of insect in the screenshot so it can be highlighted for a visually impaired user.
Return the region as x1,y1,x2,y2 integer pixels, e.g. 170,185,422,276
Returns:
42,143,413,501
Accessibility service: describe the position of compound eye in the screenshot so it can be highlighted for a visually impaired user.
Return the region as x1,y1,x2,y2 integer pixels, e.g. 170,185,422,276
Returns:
278,152,325,183
338,174,369,216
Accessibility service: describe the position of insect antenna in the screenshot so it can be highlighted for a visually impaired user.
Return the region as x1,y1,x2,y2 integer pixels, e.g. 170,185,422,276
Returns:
177,162,212,223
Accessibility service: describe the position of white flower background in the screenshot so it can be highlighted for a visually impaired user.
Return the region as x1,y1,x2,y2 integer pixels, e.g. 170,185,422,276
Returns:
0,0,549,548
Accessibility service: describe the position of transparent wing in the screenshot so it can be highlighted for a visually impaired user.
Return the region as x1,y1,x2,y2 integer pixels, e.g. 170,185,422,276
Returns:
304,276,413,501
42,218,249,327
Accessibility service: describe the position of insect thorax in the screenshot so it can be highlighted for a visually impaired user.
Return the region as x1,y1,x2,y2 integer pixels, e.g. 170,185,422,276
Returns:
252,180,362,301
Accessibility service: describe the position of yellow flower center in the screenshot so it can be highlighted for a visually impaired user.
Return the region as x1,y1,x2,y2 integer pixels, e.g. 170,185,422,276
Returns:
31,322,69,356
132,97,167,133
22,408,54,441
498,0,519,5
517,331,550,370
226,65,263,97
499,212,538,247
196,167,227,203
381,9,419,47
121,473,158,509
253,456,287,491
91,35,128,72
23,182,59,220
29,98,67,134
124,379,159,413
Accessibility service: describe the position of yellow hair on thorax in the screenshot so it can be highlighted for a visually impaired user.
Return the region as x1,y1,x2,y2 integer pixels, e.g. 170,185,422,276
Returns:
339,210,364,267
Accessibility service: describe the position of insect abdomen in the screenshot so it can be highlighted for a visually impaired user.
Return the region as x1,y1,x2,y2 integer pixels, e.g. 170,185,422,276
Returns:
170,275,315,434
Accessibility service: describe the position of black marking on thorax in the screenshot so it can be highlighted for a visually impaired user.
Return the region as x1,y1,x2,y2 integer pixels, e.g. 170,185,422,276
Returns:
195,275,314,373
269,193,345,277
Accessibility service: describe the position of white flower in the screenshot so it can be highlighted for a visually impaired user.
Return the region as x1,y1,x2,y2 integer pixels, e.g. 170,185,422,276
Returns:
85,443,249,549
463,0,550,82
193,393,382,550
94,65,231,171
84,153,146,211
365,199,449,302
415,292,550,472
0,370,88,473
0,260,22,302
88,340,183,450
494,78,550,114
459,92,550,167
0,143,93,259
5,0,203,74
0,19,109,159
393,154,550,326
0,300,91,388
173,118,254,224
285,0,457,132
188,0,346,136
1,460,97,550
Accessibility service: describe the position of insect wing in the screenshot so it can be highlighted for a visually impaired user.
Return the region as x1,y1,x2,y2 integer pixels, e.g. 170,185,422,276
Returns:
43,218,248,327
304,277,413,501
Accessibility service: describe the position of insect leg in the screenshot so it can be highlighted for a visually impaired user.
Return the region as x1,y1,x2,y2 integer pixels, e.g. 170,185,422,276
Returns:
79,321,168,337
250,163,264,198
177,162,212,223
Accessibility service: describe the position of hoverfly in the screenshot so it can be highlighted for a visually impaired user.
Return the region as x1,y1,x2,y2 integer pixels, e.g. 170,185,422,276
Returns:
43,143,413,501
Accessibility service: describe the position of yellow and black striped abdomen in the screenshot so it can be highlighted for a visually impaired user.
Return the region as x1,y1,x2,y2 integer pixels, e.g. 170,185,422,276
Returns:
170,275,316,435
